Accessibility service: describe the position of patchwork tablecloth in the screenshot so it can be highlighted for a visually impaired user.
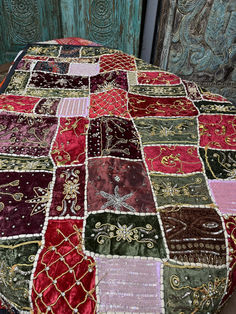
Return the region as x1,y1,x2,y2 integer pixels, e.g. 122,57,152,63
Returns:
0,38,235,313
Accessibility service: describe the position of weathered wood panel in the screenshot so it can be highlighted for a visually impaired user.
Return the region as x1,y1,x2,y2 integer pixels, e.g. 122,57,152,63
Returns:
60,0,143,56
0,0,62,64
154,0,236,103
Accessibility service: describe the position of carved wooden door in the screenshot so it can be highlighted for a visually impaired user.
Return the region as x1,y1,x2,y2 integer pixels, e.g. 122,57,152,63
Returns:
154,0,236,103
0,0,143,64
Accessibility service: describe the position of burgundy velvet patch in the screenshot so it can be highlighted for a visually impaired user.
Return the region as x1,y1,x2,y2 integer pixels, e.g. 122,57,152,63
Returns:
87,157,156,214
0,112,58,157
0,172,52,237
87,116,142,159
28,71,89,89
90,71,128,93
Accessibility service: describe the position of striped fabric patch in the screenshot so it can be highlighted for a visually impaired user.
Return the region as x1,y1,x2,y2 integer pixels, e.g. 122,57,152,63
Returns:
57,97,89,117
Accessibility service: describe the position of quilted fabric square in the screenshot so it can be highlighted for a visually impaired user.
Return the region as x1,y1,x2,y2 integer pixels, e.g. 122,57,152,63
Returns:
34,61,70,74
51,117,88,165
84,212,166,258
89,88,129,118
49,165,85,217
57,97,89,117
0,112,57,156
31,219,97,313
199,147,236,180
27,45,60,57
100,53,136,72
5,71,30,95
128,94,198,117
90,71,128,93
0,236,41,311
87,157,156,214
194,100,236,114
0,95,40,113
150,173,213,207
34,98,60,115
199,115,236,150
160,206,226,264
135,117,198,145
0,171,52,237
137,71,180,85
208,180,236,214
163,263,227,314
68,63,99,76
144,145,203,174
96,257,162,312
87,116,142,159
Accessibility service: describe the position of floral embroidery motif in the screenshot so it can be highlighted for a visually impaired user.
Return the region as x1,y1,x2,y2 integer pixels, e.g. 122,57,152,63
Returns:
93,221,158,248
151,173,212,207
57,169,81,215
85,212,166,258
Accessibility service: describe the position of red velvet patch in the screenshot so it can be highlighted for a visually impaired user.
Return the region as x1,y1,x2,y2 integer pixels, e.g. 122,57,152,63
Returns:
137,71,180,85
221,216,236,304
49,165,85,217
51,117,88,165
0,95,40,113
32,219,97,313
100,53,136,72
144,145,203,174
90,88,129,118
128,94,198,117
202,92,230,102
199,115,236,150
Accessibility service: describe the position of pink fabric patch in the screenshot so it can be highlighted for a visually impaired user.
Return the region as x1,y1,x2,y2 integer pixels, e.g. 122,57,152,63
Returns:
209,180,236,214
68,63,99,76
57,97,89,117
96,257,162,312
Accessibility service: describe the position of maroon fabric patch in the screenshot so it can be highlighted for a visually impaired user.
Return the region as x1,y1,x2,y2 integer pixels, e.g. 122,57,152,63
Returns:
88,116,142,159
28,72,89,89
0,112,58,156
90,71,128,93
160,206,226,265
49,165,85,217
87,157,156,214
0,172,52,237
34,98,60,115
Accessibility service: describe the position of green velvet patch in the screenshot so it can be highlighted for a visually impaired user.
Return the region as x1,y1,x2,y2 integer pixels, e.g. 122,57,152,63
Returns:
194,101,236,114
26,88,89,98
0,236,41,311
27,45,60,57
0,155,53,171
134,117,198,145
129,85,186,96
5,71,30,95
164,262,227,313
199,147,236,180
85,212,166,258
150,173,213,207
81,47,118,56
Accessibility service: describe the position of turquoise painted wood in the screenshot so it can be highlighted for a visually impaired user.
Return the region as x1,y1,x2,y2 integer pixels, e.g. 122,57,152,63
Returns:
60,0,143,56
0,0,143,64
154,0,236,103
0,0,62,64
